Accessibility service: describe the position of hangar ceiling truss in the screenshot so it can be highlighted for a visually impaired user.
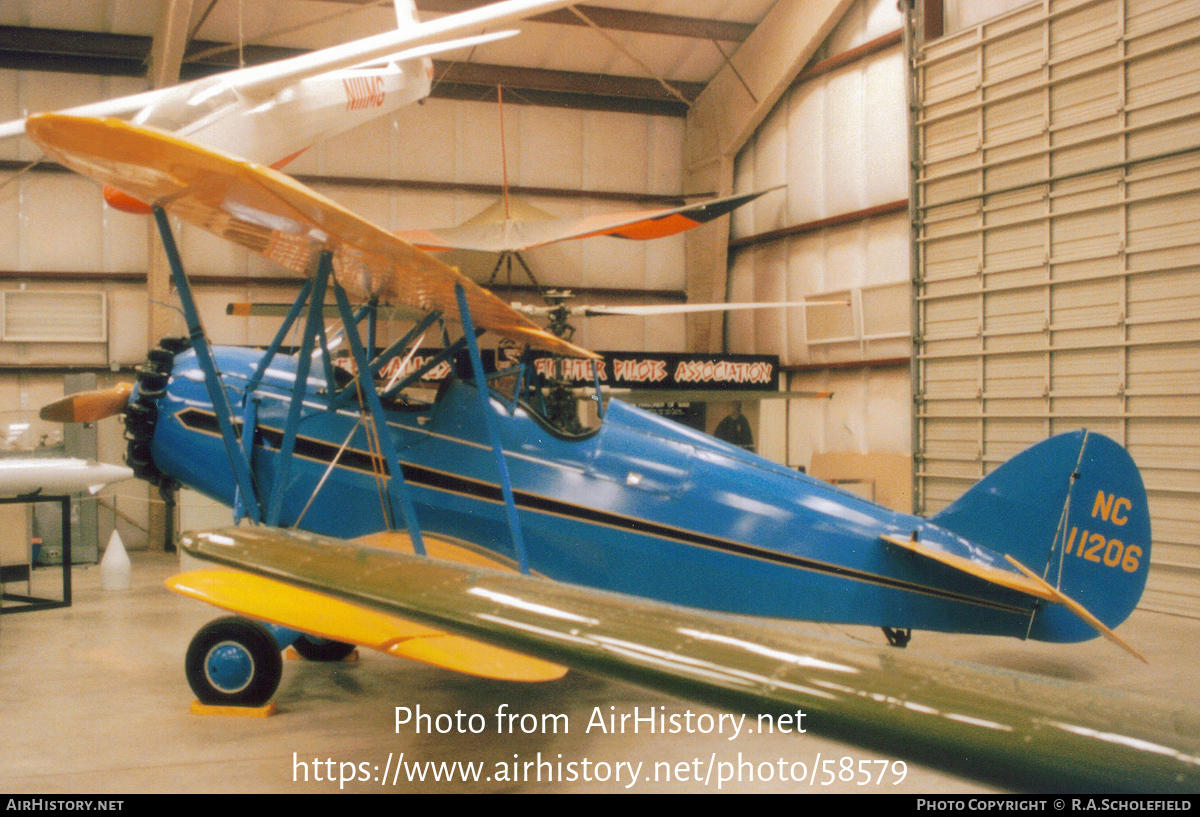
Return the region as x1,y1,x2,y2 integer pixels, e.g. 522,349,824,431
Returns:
0,1,763,117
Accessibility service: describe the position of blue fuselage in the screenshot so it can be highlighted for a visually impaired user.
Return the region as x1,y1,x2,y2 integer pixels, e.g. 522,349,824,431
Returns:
152,347,1039,638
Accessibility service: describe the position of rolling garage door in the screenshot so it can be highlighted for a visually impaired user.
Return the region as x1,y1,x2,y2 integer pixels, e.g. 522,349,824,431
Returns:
913,0,1200,615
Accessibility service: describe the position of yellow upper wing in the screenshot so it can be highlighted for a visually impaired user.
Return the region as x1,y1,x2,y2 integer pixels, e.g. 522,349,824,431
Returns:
25,113,596,360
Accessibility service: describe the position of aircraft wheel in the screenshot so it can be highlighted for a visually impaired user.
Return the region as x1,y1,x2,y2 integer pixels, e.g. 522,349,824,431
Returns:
291,634,357,662
185,616,282,707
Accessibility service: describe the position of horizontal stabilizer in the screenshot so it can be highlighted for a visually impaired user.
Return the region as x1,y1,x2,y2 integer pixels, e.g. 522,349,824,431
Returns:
880,533,1146,662
880,533,1052,601
927,430,1150,646
167,568,566,682
1003,555,1147,664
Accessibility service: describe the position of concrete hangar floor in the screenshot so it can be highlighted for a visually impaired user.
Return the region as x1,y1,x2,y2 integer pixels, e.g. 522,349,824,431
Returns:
1,550,1196,794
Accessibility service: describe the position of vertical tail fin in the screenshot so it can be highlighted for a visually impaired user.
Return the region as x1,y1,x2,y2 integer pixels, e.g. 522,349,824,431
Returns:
931,430,1151,643
394,0,419,28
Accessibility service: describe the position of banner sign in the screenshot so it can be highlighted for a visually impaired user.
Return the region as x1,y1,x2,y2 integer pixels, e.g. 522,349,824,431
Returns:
332,349,781,392
525,351,781,392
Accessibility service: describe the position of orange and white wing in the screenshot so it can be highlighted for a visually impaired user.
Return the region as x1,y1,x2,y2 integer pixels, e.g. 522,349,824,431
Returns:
397,188,781,254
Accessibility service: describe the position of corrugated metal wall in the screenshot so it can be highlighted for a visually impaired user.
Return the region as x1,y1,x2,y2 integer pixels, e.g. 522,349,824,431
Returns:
914,0,1200,615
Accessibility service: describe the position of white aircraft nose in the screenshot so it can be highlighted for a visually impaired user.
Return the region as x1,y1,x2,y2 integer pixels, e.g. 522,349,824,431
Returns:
0,457,136,497
86,461,135,494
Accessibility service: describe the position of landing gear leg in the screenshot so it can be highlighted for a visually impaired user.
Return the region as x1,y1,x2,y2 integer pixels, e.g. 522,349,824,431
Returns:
882,627,912,648
292,634,356,662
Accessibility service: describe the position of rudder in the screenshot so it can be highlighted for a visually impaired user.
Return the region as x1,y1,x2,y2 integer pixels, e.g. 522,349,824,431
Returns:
931,430,1150,643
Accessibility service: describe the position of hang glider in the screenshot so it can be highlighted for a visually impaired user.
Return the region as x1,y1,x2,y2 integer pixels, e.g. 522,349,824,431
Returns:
27,113,594,360
397,188,783,254
178,525,1199,794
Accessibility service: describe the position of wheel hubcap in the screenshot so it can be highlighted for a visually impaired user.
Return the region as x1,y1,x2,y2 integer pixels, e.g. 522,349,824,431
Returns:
204,640,255,694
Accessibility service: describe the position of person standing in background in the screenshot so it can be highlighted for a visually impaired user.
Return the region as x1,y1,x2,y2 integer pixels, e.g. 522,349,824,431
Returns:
714,402,754,451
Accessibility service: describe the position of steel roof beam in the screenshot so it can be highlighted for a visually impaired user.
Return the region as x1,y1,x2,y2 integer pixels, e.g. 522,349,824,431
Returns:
327,0,756,42
0,25,699,115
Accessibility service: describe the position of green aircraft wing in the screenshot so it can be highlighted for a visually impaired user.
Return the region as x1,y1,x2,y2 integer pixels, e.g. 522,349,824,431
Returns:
180,526,1200,793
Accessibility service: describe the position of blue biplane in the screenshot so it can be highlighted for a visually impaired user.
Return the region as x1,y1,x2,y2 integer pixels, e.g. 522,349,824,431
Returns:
30,113,1152,715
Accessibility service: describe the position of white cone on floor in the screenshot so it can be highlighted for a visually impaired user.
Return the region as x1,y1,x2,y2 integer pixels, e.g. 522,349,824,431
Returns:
100,530,131,591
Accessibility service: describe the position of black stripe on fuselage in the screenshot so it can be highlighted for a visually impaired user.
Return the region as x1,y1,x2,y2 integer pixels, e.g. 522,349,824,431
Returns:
173,407,1033,616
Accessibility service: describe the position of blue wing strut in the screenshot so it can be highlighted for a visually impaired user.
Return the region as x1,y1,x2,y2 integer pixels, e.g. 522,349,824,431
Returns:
152,207,262,524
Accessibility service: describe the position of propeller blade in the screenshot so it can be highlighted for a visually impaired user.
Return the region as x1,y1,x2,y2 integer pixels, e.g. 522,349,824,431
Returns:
39,382,133,423
511,299,850,317
574,300,849,317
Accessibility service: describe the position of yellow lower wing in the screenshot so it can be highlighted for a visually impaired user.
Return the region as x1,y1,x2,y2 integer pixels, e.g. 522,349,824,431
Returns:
166,568,567,682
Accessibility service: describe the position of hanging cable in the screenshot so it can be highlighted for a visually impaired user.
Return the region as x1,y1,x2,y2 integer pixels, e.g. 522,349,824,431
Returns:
569,5,692,107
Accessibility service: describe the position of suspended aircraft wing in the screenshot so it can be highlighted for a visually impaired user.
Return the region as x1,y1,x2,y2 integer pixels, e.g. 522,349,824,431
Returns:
179,525,1200,793
26,113,596,360
191,0,571,101
0,0,575,140
397,188,784,254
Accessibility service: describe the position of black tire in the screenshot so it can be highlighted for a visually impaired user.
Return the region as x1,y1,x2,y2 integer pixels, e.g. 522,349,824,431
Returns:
185,616,283,707
291,634,357,662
